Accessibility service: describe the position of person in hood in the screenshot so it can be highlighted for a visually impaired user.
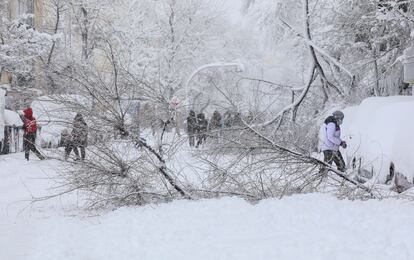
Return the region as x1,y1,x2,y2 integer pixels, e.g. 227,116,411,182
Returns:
209,110,222,139
320,110,347,172
209,110,222,130
22,107,44,161
65,113,88,160
195,112,208,148
186,110,197,147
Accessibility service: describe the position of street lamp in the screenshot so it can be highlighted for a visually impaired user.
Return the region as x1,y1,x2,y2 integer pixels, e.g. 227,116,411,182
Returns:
184,62,244,113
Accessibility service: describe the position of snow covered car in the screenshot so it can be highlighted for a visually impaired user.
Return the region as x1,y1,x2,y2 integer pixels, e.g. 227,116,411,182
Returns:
341,96,414,191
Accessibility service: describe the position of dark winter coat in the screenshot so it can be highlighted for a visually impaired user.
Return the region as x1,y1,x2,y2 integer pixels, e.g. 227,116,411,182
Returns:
232,112,242,126
59,129,71,147
72,114,88,146
186,110,197,134
209,110,222,130
196,113,208,133
223,111,232,128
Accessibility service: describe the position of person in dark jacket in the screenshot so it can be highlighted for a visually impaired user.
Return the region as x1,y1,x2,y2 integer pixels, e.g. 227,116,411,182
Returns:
59,129,71,148
209,110,222,137
223,110,232,128
186,110,197,147
209,110,222,130
22,107,44,161
196,112,208,148
233,112,242,126
65,113,88,160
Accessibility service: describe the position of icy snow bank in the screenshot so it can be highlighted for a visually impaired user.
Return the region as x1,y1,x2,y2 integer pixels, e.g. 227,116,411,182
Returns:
342,96,414,183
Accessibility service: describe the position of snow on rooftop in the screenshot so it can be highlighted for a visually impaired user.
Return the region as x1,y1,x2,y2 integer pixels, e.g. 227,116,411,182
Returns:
4,109,22,126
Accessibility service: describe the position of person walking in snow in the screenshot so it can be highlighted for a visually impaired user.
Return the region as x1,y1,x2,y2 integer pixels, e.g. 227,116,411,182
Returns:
186,110,197,147
320,110,347,172
195,112,208,148
21,107,44,161
65,113,88,161
209,110,222,137
223,110,232,128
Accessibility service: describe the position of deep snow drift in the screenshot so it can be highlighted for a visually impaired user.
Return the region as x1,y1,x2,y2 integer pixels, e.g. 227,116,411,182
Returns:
1,152,414,260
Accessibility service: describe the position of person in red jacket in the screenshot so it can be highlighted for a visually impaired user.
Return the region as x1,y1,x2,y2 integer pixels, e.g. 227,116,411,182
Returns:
22,108,44,161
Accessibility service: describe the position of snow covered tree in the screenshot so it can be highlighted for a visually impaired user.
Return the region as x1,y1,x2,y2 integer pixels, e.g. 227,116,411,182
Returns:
242,0,414,117
0,6,52,88
312,0,412,98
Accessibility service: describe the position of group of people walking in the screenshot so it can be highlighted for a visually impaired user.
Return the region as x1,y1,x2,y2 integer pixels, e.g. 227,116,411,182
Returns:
21,107,88,161
186,110,207,148
186,109,241,148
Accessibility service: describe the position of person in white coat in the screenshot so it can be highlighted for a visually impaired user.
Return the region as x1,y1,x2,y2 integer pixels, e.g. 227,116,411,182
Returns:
320,110,347,172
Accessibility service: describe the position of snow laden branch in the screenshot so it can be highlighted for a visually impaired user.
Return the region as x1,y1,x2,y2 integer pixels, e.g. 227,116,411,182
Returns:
255,0,353,128
137,138,192,199
236,77,304,91
277,18,354,80
255,63,315,127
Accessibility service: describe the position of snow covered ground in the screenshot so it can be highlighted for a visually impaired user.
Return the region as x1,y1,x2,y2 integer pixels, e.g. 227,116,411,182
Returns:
2,152,414,260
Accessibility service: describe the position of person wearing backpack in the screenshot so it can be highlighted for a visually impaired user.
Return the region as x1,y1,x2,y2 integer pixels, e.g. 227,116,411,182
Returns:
320,110,347,172
65,113,88,161
22,107,44,161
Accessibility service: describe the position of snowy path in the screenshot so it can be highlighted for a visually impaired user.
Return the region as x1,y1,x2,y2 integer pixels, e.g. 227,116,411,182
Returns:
0,153,77,260
1,152,414,260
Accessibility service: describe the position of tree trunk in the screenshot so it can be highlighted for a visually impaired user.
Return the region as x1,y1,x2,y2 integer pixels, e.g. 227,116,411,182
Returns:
372,46,380,96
